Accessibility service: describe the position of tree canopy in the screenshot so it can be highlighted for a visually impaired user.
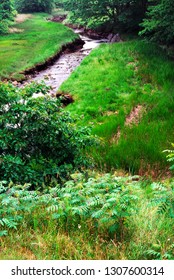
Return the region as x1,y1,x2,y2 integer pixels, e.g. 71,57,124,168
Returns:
63,0,148,32
140,0,174,45
62,0,173,45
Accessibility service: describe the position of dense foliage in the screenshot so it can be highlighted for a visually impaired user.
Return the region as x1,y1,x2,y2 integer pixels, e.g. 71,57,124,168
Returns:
62,0,174,45
140,0,174,45
0,82,94,186
63,0,148,32
14,0,54,13
0,0,15,34
1,172,174,259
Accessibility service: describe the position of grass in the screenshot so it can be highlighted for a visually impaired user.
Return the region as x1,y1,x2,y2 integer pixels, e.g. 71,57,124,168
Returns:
1,173,174,260
59,40,174,175
0,13,78,81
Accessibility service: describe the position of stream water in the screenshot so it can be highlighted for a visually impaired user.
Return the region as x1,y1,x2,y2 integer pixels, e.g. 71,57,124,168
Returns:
25,30,108,95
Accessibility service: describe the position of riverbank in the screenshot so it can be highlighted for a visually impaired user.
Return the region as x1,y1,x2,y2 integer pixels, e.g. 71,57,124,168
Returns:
26,30,108,94
60,40,174,176
0,13,80,81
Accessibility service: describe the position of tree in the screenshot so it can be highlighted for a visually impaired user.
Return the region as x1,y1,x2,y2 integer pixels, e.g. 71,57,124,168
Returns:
118,0,148,31
140,0,174,45
14,0,54,13
63,0,148,32
0,0,15,34
0,82,94,187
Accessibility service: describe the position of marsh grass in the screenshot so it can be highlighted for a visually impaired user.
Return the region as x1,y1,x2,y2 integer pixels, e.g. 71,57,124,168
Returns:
0,13,78,81
60,40,174,175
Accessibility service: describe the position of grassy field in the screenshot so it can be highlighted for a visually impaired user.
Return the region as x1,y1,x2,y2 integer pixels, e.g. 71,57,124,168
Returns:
59,40,174,176
0,13,78,81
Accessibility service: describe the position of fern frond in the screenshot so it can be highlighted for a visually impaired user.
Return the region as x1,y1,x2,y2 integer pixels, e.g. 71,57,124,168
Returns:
0,218,17,229
47,205,59,213
0,230,8,237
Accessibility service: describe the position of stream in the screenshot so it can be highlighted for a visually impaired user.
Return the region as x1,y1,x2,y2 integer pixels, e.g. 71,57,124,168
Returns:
24,30,108,95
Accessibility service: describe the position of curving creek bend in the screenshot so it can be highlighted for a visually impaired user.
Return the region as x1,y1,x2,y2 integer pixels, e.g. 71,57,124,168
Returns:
23,29,108,95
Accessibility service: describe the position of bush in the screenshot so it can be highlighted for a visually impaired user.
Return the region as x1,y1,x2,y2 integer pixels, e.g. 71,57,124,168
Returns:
0,20,9,34
14,0,54,13
0,82,95,187
140,0,174,45
0,0,16,35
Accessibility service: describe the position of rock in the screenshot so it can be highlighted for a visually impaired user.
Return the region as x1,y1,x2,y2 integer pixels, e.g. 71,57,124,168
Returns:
107,33,121,43
12,81,18,86
56,93,74,106
63,94,74,105
107,33,114,41
110,33,121,43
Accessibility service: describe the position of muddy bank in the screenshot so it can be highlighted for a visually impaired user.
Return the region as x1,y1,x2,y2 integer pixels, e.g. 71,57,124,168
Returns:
51,15,122,42
22,37,84,77
66,24,121,41
24,29,108,95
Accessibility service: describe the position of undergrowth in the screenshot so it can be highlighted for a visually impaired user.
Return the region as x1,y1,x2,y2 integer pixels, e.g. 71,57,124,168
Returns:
1,172,174,259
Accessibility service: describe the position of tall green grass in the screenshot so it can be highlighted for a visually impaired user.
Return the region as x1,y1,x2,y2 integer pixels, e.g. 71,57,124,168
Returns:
60,40,174,175
0,13,78,81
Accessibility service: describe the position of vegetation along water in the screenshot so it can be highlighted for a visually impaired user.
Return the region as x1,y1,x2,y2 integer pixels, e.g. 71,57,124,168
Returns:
0,0,174,260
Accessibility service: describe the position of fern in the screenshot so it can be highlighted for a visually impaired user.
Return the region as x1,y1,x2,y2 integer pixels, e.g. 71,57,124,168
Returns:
146,249,162,260
47,205,59,213
0,230,8,237
0,218,17,229
163,143,174,170
1,171,173,240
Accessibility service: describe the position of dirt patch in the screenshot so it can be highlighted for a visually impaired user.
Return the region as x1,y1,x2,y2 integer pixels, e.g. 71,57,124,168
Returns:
125,105,144,126
15,14,32,23
138,162,172,179
51,15,67,23
9,27,24,33
127,60,139,73
110,105,145,144
110,127,121,144
103,111,119,116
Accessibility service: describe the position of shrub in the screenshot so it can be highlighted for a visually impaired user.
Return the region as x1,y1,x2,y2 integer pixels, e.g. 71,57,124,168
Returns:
0,20,9,34
0,0,16,35
140,0,174,45
0,82,95,187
